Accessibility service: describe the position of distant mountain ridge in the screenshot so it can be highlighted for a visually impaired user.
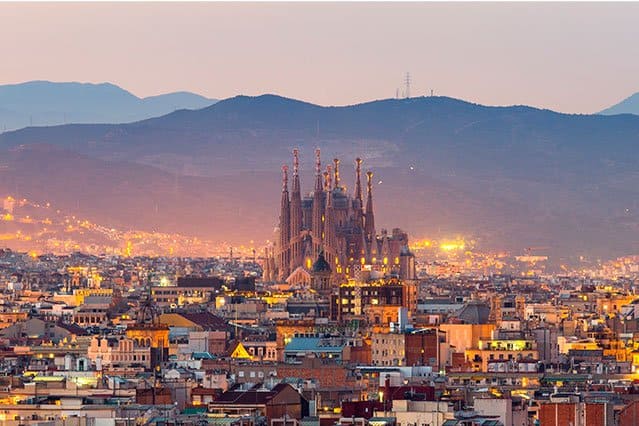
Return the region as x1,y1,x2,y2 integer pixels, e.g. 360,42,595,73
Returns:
599,92,639,115
2,93,639,266
0,80,217,131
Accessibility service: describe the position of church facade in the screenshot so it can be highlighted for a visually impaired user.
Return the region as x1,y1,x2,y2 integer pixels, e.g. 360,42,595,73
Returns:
263,149,415,290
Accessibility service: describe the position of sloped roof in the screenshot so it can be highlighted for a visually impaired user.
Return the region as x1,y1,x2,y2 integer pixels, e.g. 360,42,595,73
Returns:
181,312,229,331
453,302,491,324
312,251,331,273
160,312,228,331
229,342,252,359
284,337,344,353
56,321,89,336
213,383,294,405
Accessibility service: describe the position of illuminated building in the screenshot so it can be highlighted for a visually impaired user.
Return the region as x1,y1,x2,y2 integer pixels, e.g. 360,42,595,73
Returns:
71,288,113,307
125,284,169,369
87,335,151,370
466,338,539,372
209,383,308,422
311,250,332,296
371,329,444,368
274,319,316,361
150,276,223,307
0,311,28,328
72,305,108,327
265,149,415,286
332,278,417,325
241,340,278,361
539,395,614,426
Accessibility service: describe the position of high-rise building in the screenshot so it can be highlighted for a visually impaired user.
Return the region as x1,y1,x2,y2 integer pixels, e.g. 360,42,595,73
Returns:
265,149,415,291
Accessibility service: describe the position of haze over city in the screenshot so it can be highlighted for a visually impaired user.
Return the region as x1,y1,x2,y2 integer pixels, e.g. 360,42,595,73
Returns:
3,4,639,425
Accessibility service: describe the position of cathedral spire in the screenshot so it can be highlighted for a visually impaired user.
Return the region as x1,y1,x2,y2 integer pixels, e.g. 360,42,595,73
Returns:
354,158,363,204
312,149,324,255
323,174,335,268
364,170,375,241
314,148,323,192
333,158,340,189
278,164,291,279
282,164,289,192
293,148,300,174
290,149,303,270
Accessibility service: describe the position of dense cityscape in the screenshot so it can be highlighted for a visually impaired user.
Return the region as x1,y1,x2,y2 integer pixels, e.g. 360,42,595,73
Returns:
4,3,639,426
0,150,639,426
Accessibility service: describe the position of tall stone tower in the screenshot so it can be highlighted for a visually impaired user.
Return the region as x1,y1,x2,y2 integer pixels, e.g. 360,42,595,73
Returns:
311,149,324,260
364,170,377,262
277,165,291,280
311,251,332,296
289,149,303,271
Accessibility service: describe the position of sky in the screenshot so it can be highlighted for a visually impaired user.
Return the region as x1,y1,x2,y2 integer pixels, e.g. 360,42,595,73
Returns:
1,2,639,113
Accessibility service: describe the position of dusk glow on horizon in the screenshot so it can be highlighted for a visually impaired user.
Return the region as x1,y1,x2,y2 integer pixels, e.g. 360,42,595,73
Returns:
2,2,639,113
4,3,639,419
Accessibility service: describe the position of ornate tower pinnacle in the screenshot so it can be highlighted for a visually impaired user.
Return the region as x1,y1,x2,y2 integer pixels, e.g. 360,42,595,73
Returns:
293,148,300,176
282,164,289,191
289,149,303,271
355,158,363,203
333,158,340,189
278,164,291,279
314,148,323,192
364,170,375,241
312,148,324,254
324,166,335,260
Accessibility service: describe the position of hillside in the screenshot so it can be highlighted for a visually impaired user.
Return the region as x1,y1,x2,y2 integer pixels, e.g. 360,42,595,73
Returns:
2,94,639,265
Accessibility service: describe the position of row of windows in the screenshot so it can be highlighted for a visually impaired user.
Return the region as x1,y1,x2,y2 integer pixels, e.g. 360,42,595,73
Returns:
155,297,178,303
75,315,104,324
374,338,403,345
237,370,277,378
374,349,404,356
246,347,277,359
107,354,147,362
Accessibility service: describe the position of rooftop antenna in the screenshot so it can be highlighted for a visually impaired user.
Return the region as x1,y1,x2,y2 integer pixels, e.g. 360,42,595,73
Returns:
404,72,411,99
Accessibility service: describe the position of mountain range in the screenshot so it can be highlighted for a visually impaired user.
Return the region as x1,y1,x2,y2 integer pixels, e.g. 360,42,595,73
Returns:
1,93,639,267
600,92,639,115
0,81,217,132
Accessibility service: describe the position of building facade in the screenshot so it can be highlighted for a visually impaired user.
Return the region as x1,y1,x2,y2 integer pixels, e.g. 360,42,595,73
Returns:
264,149,415,290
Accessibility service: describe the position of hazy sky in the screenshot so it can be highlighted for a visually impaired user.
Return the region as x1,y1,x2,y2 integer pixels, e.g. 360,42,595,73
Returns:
2,2,639,113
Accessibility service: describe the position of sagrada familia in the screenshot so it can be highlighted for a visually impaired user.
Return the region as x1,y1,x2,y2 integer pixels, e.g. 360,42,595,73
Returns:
263,149,415,291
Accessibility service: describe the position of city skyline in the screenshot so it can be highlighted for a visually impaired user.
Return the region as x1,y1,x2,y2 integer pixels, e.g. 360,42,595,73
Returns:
2,3,639,424
2,2,639,113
